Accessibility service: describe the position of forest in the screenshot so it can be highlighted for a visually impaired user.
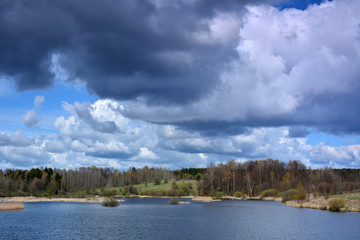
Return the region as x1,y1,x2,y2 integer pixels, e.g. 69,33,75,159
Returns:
1,159,360,198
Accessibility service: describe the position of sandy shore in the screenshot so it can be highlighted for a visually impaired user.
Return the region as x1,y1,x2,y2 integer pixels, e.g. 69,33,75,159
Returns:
0,196,124,203
262,197,282,202
192,196,217,202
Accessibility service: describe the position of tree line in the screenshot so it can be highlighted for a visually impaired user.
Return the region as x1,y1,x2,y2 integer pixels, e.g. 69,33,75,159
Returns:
198,159,360,197
1,159,359,197
0,166,173,197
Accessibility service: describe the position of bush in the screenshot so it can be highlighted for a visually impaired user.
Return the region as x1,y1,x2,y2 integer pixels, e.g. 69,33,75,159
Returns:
128,185,138,195
329,198,345,212
102,197,119,207
279,189,297,202
171,181,178,190
168,198,179,204
100,189,117,197
233,191,245,199
213,191,224,199
260,189,279,198
154,177,161,185
176,182,192,196
294,181,307,201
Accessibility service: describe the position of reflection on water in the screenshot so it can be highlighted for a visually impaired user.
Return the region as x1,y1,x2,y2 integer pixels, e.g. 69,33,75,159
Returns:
1,198,359,240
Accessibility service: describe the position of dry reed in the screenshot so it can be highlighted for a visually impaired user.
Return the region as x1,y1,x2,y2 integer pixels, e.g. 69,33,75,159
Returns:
0,202,24,211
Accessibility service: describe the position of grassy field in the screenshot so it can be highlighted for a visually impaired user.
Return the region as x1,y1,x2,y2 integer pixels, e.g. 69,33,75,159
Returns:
98,180,198,196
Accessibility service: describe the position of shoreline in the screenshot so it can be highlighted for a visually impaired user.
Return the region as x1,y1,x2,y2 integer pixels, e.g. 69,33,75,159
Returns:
0,196,124,203
2,194,360,212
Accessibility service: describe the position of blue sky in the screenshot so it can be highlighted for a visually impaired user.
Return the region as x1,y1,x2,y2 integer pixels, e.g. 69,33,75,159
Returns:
1,0,360,170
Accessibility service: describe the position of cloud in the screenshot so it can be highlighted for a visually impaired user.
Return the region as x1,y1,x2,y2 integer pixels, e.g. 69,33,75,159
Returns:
309,143,360,167
2,1,360,170
134,147,159,160
123,0,360,136
2,99,360,169
0,0,261,104
198,153,208,160
0,145,50,167
22,95,45,128
22,109,40,129
3,0,360,137
34,95,45,108
288,126,310,138
73,101,119,133
0,130,33,146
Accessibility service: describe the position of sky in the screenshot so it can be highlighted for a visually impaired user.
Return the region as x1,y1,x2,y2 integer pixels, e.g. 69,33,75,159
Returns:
1,0,360,170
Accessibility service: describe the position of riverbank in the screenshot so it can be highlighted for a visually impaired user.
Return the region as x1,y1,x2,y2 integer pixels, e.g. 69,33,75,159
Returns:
2,192,360,212
0,196,124,203
285,192,360,212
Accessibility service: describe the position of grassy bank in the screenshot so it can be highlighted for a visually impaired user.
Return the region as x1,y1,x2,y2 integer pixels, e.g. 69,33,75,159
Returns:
285,191,360,212
97,180,198,197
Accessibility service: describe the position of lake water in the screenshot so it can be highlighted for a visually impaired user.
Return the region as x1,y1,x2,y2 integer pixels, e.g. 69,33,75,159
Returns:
1,198,360,240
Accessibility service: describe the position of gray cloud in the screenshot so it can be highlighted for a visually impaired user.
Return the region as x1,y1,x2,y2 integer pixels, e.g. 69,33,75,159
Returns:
74,102,118,133
3,0,355,137
288,126,310,138
121,0,360,136
22,109,40,128
2,0,360,171
0,0,260,104
0,130,33,146
22,95,45,128
2,99,360,170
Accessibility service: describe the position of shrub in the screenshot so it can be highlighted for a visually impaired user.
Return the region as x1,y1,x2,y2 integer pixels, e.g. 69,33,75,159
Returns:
280,189,297,202
213,191,224,199
260,189,279,198
318,182,330,195
171,181,178,190
121,186,129,195
128,185,138,195
102,197,119,207
294,181,307,201
177,182,191,196
233,191,243,198
100,189,117,197
154,177,161,185
168,198,179,204
329,198,345,212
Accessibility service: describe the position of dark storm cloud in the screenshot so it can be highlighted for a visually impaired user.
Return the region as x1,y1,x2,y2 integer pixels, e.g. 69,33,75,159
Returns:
294,90,360,135
288,126,310,138
3,0,360,140
86,151,133,159
174,120,250,136
0,0,262,104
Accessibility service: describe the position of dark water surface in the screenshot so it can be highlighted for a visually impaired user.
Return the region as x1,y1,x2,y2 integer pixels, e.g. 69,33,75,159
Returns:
1,198,360,240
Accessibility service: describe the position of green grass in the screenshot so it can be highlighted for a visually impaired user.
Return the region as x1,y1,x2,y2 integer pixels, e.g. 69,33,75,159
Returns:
135,181,173,192
137,180,198,194
333,191,360,200
98,180,198,196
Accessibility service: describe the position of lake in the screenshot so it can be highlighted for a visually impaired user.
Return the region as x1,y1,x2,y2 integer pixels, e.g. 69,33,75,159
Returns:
1,198,360,239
